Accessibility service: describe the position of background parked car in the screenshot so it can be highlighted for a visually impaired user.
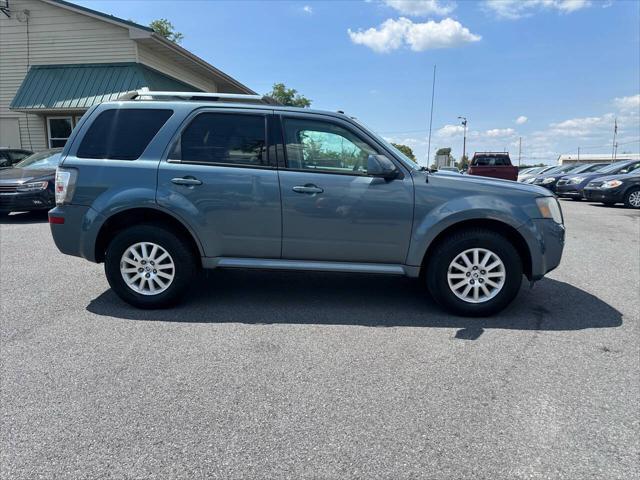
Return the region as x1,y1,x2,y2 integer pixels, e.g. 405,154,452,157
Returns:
583,173,640,208
467,152,518,181
0,148,33,168
529,163,596,191
518,165,556,183
556,160,640,200
0,148,62,215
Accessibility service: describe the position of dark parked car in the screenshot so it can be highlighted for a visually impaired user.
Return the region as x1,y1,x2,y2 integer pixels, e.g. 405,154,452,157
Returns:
48,91,564,317
0,148,33,168
583,173,640,208
467,152,518,181
529,163,597,192
0,148,62,215
556,160,640,200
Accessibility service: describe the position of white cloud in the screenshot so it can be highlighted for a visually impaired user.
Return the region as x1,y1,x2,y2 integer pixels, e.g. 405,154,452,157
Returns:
548,114,614,137
383,0,456,16
485,128,516,137
485,0,591,19
515,115,528,124
614,94,640,113
348,17,480,53
437,124,465,137
302,5,313,14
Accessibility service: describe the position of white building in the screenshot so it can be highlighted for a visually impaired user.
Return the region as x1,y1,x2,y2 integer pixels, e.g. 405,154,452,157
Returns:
0,0,254,151
557,153,640,165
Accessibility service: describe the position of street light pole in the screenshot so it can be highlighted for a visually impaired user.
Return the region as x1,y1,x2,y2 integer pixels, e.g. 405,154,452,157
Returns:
458,116,467,167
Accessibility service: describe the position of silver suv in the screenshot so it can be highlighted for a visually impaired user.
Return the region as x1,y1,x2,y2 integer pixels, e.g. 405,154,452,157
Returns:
49,91,565,316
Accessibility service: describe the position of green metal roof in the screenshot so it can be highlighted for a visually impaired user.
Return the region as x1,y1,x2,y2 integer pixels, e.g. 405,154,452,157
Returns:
10,63,199,111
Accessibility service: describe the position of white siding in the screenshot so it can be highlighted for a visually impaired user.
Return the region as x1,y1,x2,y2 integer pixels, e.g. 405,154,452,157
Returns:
0,0,137,150
137,43,219,93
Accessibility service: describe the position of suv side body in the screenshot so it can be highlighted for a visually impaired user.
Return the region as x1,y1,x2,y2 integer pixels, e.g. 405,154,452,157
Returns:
49,100,564,316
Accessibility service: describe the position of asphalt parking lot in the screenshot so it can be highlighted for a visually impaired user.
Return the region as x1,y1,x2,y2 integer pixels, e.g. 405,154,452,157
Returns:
1,200,638,479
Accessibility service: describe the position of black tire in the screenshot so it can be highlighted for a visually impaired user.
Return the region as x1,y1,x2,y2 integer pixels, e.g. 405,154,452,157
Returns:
425,229,523,317
104,224,198,309
623,187,640,209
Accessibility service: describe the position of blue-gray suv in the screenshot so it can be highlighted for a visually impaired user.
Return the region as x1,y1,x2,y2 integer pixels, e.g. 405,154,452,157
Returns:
49,92,565,316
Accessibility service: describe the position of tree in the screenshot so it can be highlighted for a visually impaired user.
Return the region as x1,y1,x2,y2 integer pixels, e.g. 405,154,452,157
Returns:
435,147,451,156
456,154,469,170
266,83,311,108
150,19,184,44
391,143,417,162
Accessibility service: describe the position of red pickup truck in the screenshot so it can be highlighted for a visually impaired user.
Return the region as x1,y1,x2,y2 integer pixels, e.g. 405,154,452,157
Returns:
467,152,518,181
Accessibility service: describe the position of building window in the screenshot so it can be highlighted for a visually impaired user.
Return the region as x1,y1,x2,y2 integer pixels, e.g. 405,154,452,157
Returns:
47,117,73,148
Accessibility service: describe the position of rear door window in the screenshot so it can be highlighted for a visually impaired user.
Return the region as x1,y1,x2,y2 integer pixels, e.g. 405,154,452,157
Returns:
77,109,173,160
172,113,267,167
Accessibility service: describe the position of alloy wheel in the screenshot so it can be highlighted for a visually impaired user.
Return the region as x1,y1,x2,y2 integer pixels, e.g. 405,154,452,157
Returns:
120,242,175,295
447,248,506,304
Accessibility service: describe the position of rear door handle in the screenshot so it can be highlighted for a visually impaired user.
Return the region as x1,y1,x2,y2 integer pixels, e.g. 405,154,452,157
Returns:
171,176,202,186
292,184,324,194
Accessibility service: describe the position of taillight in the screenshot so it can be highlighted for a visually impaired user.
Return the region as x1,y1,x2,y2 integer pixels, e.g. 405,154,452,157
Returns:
55,167,77,205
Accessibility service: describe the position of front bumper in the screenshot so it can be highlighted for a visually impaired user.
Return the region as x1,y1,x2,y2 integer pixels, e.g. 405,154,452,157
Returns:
583,187,624,203
517,218,565,281
0,189,55,212
556,183,584,198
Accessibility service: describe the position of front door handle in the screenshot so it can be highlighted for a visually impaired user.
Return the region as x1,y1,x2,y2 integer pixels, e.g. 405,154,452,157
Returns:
292,184,324,194
171,176,202,186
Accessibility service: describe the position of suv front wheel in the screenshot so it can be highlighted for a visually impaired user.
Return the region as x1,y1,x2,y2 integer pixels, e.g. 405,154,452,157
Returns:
104,224,198,308
426,229,523,317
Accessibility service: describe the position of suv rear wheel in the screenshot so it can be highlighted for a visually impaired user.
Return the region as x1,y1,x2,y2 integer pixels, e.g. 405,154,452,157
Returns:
426,229,523,317
104,224,198,308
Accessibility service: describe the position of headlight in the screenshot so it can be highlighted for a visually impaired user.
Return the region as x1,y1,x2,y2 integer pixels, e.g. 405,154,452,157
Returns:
16,181,48,192
542,177,557,184
567,177,583,184
601,179,623,189
536,197,563,224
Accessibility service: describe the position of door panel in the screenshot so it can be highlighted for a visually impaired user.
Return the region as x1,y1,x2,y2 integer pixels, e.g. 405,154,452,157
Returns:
157,163,281,258
279,171,413,263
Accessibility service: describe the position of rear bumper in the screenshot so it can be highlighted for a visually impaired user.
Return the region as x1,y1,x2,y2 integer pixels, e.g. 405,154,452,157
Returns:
49,205,105,262
0,189,55,212
583,187,624,203
517,218,565,281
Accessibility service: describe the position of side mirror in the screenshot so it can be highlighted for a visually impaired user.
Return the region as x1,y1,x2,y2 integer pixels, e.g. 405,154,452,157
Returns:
367,154,399,179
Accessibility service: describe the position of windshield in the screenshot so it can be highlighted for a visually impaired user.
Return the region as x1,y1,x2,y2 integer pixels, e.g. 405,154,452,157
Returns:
571,163,605,174
596,161,627,173
14,149,62,169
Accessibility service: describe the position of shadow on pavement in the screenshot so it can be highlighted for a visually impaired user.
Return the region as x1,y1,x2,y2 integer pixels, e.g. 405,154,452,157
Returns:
86,270,622,338
0,211,49,224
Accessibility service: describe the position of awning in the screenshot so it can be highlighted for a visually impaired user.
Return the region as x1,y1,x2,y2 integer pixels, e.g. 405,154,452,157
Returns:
10,63,199,112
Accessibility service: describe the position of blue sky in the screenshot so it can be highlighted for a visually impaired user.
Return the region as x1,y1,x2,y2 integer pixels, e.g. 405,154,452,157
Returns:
78,0,639,165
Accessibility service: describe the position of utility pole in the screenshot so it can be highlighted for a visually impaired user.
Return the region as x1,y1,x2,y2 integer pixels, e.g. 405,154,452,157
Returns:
458,116,467,167
426,65,436,168
577,146,580,163
518,137,522,167
612,117,618,160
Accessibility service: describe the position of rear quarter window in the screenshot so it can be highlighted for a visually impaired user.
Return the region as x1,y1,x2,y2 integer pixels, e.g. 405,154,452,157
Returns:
77,109,173,160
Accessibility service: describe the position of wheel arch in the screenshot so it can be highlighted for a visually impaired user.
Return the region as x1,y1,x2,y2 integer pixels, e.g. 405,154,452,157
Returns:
420,218,532,279
94,207,203,263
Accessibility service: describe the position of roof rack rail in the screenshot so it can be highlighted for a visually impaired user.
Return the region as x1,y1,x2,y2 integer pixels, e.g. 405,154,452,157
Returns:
117,90,279,105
